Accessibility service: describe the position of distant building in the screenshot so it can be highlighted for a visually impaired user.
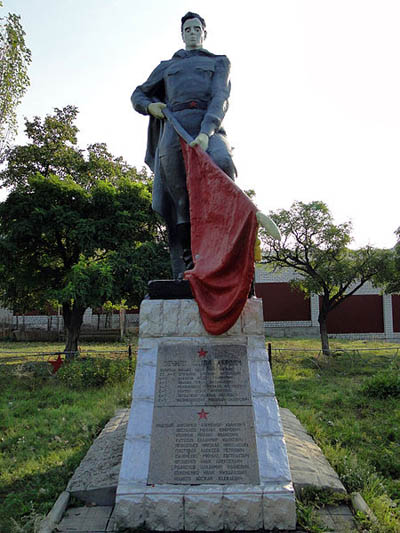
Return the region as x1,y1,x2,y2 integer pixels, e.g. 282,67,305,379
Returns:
254,265,400,340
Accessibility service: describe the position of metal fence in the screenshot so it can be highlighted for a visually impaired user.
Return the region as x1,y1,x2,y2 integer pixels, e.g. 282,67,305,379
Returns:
267,342,400,371
0,345,135,373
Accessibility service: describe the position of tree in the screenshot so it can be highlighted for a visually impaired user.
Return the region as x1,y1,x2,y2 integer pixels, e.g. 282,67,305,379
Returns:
0,1,31,161
260,201,388,354
1,105,144,189
0,107,170,354
374,227,400,294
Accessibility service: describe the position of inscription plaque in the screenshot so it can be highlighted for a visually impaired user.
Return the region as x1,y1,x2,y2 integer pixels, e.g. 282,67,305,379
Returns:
148,343,260,485
154,343,251,406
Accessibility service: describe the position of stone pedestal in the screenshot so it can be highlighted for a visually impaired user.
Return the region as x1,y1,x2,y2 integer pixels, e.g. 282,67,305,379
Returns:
115,298,296,531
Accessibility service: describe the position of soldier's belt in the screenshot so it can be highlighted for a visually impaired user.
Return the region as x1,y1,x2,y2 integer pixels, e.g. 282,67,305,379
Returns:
170,101,208,112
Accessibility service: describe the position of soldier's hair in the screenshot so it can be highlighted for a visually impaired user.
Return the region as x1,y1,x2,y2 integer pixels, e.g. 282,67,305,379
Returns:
181,12,206,31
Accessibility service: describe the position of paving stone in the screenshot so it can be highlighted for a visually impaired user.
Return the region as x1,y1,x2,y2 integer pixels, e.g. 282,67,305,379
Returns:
317,504,357,532
328,504,354,516
57,506,113,532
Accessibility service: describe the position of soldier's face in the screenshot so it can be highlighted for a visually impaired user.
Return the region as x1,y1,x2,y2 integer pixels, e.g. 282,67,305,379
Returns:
182,18,206,50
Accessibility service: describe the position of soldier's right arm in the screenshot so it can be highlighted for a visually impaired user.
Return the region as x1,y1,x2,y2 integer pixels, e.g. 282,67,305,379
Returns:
131,61,168,116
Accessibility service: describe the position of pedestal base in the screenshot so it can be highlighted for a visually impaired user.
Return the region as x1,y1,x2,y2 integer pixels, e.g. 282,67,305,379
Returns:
115,298,296,531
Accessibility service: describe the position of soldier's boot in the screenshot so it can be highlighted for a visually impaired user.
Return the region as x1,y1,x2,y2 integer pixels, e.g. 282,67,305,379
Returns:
176,222,194,273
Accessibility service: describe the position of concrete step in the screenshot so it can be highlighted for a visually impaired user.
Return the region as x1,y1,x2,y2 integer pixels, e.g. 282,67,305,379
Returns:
57,506,116,532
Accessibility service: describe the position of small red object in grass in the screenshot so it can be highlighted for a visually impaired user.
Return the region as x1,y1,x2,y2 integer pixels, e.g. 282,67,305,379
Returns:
49,354,63,373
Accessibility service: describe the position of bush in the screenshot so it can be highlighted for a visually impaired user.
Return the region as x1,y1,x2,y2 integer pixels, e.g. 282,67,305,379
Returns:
361,370,400,399
57,357,132,389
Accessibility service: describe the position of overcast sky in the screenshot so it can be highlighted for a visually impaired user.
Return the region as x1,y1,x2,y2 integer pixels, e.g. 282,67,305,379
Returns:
2,0,399,249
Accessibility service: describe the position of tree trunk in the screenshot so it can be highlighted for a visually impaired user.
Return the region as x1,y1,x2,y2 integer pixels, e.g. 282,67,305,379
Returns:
62,302,85,359
319,317,330,355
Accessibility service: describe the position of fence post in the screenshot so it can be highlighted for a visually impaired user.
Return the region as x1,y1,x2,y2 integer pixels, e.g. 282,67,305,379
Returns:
128,344,132,372
267,342,272,370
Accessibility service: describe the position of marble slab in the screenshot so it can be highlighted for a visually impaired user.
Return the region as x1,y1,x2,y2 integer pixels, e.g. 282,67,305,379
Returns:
154,343,251,406
148,405,259,485
149,342,259,485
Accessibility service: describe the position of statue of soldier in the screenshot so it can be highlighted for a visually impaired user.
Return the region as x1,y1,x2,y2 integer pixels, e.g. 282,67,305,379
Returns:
131,12,236,279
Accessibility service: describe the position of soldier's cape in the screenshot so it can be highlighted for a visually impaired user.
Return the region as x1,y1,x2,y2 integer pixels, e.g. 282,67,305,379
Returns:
180,138,258,335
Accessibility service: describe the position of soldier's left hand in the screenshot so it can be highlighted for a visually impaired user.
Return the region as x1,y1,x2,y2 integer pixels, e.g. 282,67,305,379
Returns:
190,133,209,151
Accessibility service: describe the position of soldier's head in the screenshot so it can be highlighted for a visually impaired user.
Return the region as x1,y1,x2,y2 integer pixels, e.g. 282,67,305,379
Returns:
181,12,207,50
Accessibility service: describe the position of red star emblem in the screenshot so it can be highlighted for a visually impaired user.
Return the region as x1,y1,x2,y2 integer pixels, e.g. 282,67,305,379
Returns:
198,408,208,420
198,348,207,358
189,101,198,108
49,354,63,374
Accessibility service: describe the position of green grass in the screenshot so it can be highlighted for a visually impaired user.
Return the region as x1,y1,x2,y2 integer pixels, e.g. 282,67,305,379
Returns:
0,341,136,532
270,337,400,532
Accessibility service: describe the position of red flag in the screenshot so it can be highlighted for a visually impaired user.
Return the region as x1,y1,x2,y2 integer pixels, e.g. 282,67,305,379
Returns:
181,140,258,335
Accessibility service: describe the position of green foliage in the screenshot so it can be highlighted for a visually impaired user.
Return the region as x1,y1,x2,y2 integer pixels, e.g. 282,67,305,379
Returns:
331,449,375,493
361,369,400,399
261,200,389,353
297,486,347,508
0,171,164,308
0,106,170,350
0,105,151,190
57,357,132,389
0,3,31,160
296,488,348,533
296,500,328,532
262,201,387,299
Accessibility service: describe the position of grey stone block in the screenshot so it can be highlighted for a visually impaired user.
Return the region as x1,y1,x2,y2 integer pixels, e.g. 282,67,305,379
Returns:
280,408,346,494
162,300,181,335
132,363,157,400
67,410,128,506
126,398,154,438
145,492,184,531
263,490,297,531
223,490,263,530
179,300,207,336
253,396,284,436
139,299,163,336
257,435,292,483
114,494,145,530
119,435,151,486
248,358,275,396
241,299,264,335
184,490,224,531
